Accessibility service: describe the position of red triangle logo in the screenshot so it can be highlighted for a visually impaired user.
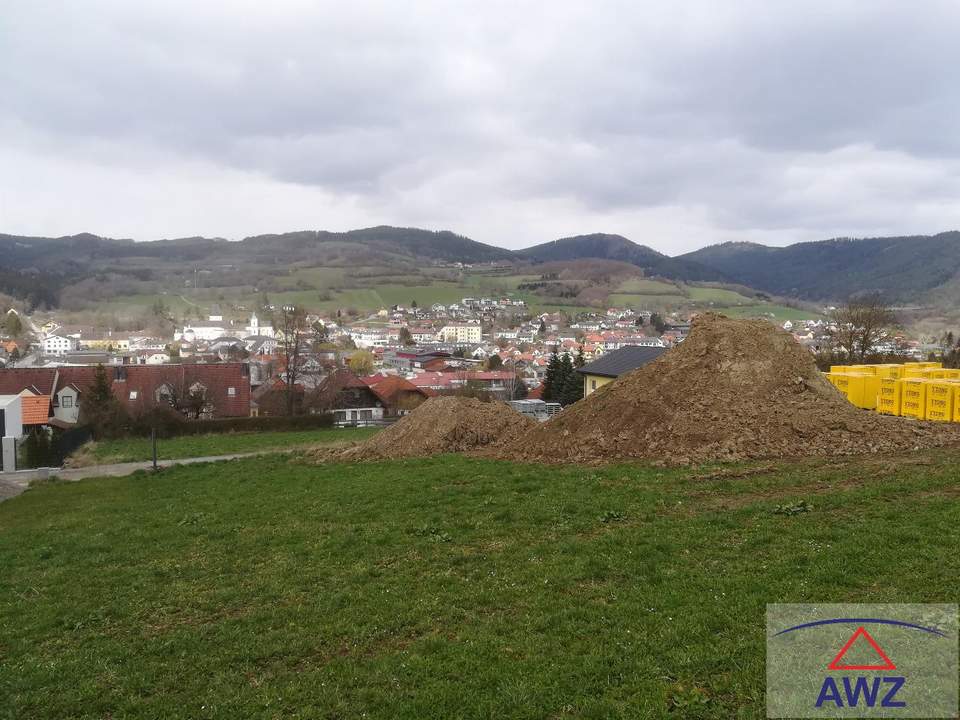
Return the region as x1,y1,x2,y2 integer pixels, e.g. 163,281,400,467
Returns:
828,626,896,671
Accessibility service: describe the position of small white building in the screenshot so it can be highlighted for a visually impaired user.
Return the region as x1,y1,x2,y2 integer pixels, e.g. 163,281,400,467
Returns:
245,313,275,338
174,326,226,343
52,384,81,424
0,395,24,439
437,323,482,344
0,394,24,472
43,334,79,356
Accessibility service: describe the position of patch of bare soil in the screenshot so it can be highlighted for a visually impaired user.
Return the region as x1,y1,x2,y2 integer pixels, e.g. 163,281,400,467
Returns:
483,313,960,465
315,396,538,461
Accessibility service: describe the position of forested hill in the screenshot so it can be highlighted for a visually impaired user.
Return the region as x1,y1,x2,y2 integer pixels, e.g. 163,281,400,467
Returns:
517,233,726,282
680,232,960,302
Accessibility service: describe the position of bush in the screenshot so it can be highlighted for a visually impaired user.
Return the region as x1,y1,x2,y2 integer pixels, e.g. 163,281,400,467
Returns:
121,412,335,439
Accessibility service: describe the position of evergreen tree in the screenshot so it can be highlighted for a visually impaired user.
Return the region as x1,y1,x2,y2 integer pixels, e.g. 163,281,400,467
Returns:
538,319,546,335
557,354,579,406
4,311,23,337
574,345,586,368
78,364,127,439
650,313,667,333
542,347,561,402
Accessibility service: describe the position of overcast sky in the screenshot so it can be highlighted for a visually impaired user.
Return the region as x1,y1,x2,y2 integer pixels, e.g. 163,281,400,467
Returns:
3,1,960,254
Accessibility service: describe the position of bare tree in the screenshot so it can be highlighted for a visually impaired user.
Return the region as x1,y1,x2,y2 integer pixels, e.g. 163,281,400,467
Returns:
278,305,311,416
827,294,897,362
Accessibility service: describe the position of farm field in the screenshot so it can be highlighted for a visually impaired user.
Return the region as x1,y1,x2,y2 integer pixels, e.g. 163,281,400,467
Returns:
76,267,824,322
2,449,958,718
69,427,379,466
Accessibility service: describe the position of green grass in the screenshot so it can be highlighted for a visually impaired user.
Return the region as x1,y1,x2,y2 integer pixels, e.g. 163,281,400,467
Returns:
722,304,823,321
615,278,683,295
3,449,959,718
685,286,755,304
608,292,688,308
76,427,379,464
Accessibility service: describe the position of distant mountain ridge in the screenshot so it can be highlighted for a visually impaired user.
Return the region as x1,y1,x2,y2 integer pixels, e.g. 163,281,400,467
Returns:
2,225,959,309
517,233,726,282
680,232,960,302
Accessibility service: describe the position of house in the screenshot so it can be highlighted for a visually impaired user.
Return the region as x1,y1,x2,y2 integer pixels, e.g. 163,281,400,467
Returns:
0,363,253,424
437,323,482,344
0,394,24,471
43,334,79,356
245,313,275,338
318,370,385,426
577,345,668,397
364,375,431,417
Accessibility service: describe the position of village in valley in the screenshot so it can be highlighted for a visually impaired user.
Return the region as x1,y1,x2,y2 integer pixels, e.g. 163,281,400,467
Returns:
0,291,910,440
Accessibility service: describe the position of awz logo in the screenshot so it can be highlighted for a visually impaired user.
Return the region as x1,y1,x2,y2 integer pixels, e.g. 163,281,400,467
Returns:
815,626,904,709
766,605,958,719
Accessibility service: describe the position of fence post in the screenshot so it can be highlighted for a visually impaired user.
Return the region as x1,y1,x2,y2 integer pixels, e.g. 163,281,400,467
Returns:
151,427,158,472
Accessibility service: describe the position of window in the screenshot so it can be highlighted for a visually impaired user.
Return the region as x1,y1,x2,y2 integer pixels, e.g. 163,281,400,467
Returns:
155,384,173,404
227,387,236,396
129,391,138,400
591,380,597,390
61,395,73,408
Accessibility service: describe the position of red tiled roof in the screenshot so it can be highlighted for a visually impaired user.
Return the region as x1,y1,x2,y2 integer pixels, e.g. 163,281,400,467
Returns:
116,363,250,417
0,363,251,419
0,368,57,396
368,376,429,406
20,395,51,425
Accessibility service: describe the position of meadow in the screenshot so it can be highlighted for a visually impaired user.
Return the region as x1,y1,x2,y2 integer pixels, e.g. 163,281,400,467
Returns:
2,449,958,718
70,427,379,465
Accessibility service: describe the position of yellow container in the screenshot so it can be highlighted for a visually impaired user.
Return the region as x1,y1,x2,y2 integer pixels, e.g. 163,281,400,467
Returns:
901,379,928,419
927,369,948,379
830,365,851,374
873,365,904,379
847,365,878,375
926,381,956,422
903,366,930,378
833,373,879,409
877,378,902,416
941,369,960,380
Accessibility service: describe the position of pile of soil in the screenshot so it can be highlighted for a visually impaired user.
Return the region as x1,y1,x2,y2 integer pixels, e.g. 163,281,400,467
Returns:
325,396,538,461
484,313,960,465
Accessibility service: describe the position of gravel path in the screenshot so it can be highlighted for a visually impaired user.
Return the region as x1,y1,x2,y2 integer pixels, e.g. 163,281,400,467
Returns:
0,452,263,503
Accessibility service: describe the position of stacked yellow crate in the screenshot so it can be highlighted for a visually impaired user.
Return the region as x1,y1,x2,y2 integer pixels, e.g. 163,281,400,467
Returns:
901,378,928,419
876,377,902,416
832,373,879,409
925,381,956,421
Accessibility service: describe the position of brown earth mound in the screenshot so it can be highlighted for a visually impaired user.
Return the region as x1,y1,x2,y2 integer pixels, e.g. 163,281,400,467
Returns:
484,313,960,465
325,396,538,461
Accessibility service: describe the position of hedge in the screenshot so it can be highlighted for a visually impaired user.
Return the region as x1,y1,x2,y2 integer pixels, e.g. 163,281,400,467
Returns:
122,412,335,439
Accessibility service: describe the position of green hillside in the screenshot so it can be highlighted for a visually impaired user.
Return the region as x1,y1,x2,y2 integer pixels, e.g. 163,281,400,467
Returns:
681,232,960,303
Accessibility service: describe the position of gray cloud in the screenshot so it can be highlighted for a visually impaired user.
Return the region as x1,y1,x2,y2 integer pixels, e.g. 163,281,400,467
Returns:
3,0,960,253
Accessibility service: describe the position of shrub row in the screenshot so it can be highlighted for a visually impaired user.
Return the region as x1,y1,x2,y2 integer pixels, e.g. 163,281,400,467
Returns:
122,410,335,439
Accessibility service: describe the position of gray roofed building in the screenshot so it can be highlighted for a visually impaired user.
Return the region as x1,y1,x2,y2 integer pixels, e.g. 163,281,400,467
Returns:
577,345,668,396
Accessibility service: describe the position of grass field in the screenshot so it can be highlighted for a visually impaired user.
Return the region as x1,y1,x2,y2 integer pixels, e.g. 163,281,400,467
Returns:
2,449,958,718
684,286,755,304
615,278,683,295
722,304,823,321
70,427,379,465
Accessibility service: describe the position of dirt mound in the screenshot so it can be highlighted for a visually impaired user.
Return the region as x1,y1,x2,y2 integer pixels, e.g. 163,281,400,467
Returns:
485,314,960,465
324,396,538,461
